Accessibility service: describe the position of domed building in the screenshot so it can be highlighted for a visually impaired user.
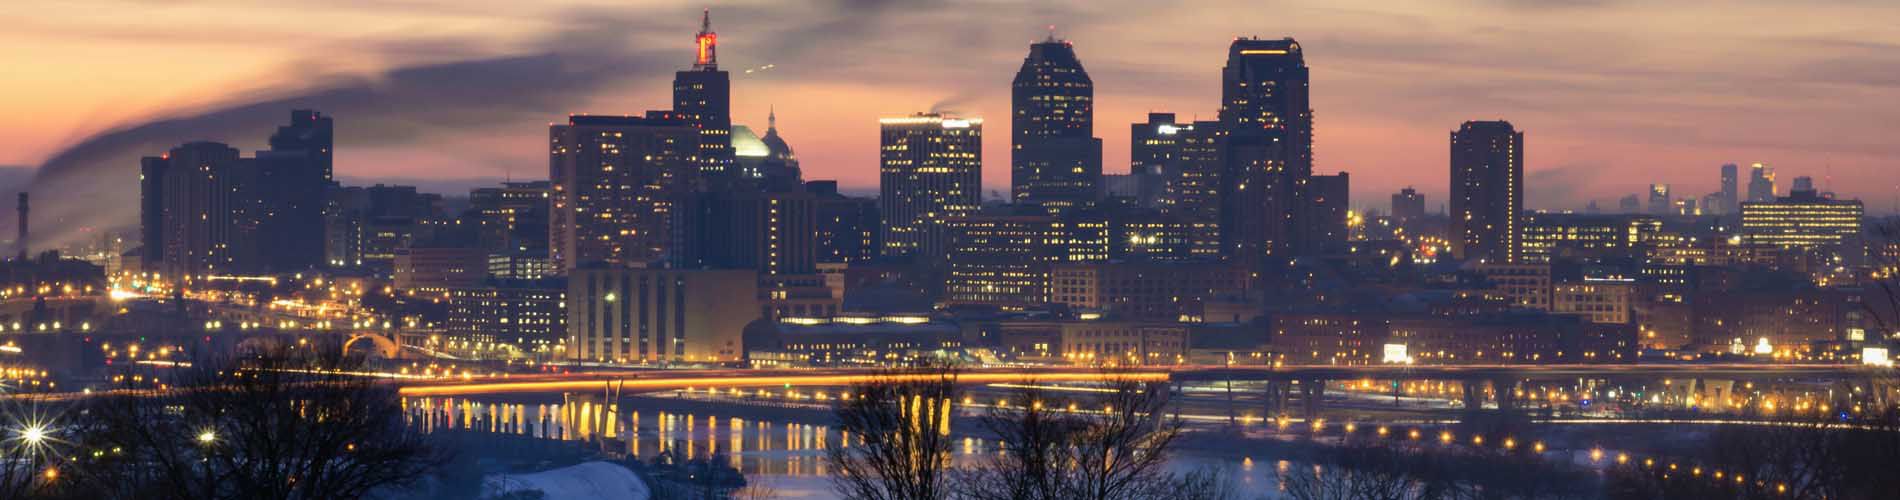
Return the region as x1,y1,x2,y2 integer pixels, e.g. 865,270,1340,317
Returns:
728,109,803,192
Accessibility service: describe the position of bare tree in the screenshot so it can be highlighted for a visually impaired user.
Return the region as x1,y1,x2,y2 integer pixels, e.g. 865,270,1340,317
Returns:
57,344,447,500
824,363,960,500
955,377,1228,500
1607,409,1900,500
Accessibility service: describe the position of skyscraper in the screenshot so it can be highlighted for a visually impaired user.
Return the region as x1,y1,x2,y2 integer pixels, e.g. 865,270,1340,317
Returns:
1719,163,1739,215
548,113,700,271
1160,120,1224,221
879,113,982,261
253,110,332,272
1010,34,1101,214
1747,162,1776,203
141,142,259,276
1449,120,1523,264
1128,112,1182,208
808,181,880,264
1648,184,1671,216
1308,173,1350,250
1219,37,1313,262
673,10,734,184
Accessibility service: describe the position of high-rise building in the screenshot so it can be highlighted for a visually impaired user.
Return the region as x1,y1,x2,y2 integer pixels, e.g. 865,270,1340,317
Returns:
807,181,879,264
140,142,258,276
1719,163,1739,215
1160,120,1223,222
548,113,701,270
267,109,333,182
1219,37,1313,262
1011,35,1101,214
1128,113,1183,208
1449,120,1524,264
690,190,816,276
1747,162,1776,203
1391,187,1426,226
469,181,551,255
673,10,734,184
1308,172,1350,251
567,267,755,364
944,212,1107,309
731,109,803,192
878,113,982,261
1647,184,1671,216
1741,190,1864,263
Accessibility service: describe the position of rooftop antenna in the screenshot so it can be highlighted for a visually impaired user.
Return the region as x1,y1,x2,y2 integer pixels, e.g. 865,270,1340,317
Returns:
1046,25,1058,43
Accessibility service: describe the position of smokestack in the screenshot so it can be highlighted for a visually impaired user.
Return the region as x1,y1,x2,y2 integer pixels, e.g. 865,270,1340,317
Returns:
15,192,26,260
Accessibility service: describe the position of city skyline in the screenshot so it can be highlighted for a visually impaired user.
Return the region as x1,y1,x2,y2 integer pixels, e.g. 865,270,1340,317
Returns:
6,0,1900,249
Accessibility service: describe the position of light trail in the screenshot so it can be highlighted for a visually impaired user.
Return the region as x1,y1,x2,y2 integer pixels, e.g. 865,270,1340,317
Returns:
397,370,1169,397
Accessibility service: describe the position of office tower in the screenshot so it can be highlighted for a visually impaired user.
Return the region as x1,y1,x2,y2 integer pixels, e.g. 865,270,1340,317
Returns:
140,142,259,276
1720,163,1739,215
808,181,880,263
1391,187,1426,226
324,184,445,272
1107,210,1220,261
878,113,982,261
1308,172,1350,251
1747,162,1776,202
1448,120,1523,264
13,193,24,260
1011,34,1101,214
1128,112,1183,207
549,113,701,271
252,110,332,272
1219,37,1313,261
1647,184,1671,216
1161,120,1223,221
673,10,734,184
944,211,1107,308
469,181,551,254
1741,191,1864,263
1520,213,1661,263
567,267,755,364
1618,194,1641,214
446,282,565,348
691,190,816,276
268,109,334,182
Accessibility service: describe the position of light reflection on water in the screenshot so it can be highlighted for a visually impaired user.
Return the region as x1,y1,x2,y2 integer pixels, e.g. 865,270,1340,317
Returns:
403,395,1285,497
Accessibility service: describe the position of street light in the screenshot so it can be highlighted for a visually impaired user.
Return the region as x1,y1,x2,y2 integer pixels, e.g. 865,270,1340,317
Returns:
198,430,217,444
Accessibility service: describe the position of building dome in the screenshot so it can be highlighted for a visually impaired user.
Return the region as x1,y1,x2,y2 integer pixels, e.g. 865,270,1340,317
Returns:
762,108,796,164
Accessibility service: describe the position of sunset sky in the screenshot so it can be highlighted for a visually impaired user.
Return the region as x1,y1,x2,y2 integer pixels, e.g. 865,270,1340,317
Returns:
4,0,1898,246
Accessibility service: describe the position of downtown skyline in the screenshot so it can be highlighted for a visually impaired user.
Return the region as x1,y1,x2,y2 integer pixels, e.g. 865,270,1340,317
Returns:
5,0,1900,250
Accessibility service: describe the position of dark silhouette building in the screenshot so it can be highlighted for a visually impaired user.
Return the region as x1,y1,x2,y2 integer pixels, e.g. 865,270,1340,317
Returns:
1010,34,1101,214
1308,172,1350,250
673,10,734,185
690,190,817,276
548,113,700,270
808,181,879,264
252,110,332,272
1219,37,1313,264
140,142,257,276
1449,120,1524,264
1719,163,1739,215
1747,162,1776,203
1391,187,1425,226
1127,113,1183,208
878,113,982,261
1161,120,1224,223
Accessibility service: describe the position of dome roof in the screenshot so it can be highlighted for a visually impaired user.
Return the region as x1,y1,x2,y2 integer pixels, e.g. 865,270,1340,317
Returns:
762,108,795,162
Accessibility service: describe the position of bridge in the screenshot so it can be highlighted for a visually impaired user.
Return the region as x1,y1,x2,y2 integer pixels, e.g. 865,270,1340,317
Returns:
396,363,1897,417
